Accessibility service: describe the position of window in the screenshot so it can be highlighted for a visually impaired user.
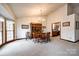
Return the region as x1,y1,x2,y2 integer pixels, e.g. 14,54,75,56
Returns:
0,22,2,45
6,20,14,41
0,17,4,45
0,17,15,45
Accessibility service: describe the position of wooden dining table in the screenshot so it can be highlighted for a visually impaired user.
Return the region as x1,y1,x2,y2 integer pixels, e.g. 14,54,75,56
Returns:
32,32,50,42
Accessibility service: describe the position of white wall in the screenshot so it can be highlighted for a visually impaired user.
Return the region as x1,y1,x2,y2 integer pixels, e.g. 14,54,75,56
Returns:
47,4,67,36
16,16,47,38
67,4,73,15
61,14,75,42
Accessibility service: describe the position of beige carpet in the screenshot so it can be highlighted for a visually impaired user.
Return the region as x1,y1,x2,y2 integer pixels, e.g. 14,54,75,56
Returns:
0,36,79,56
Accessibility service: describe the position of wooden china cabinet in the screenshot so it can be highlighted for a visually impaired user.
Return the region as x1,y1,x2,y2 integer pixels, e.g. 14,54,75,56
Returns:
30,23,42,38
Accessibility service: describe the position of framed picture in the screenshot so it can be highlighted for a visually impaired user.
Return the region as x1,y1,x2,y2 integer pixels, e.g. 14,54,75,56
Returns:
76,21,79,29
21,25,29,29
62,22,70,27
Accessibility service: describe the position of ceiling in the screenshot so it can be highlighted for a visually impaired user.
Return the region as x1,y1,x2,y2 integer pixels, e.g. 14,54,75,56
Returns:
9,3,65,18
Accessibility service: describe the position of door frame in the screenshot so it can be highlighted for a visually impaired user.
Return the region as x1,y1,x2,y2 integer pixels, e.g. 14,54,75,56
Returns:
51,22,61,38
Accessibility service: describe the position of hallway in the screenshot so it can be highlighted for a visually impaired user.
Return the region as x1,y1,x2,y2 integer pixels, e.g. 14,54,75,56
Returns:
0,37,79,56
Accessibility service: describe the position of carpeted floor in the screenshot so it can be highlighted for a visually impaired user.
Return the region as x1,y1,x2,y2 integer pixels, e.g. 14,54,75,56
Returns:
0,36,79,56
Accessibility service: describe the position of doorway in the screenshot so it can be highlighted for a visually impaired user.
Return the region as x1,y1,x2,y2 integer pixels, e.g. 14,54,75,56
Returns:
51,22,61,37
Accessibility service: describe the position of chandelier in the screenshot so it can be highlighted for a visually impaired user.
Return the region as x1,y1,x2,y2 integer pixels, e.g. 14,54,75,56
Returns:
39,8,46,23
